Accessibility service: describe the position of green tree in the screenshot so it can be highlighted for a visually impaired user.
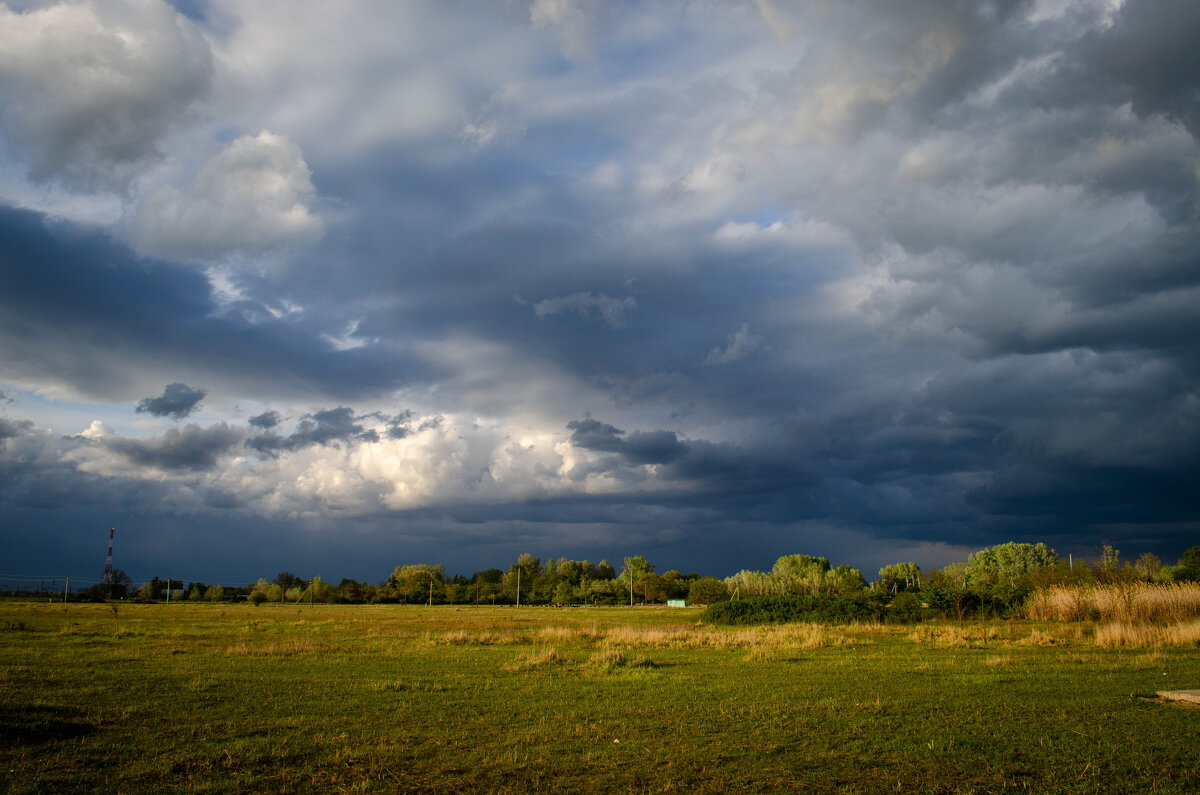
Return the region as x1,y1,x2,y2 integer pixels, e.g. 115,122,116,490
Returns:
688,577,730,605
251,579,283,602
619,556,655,604
831,564,867,594
311,575,332,603
922,563,974,620
204,584,225,602
1134,553,1163,581
640,573,669,603
516,553,543,579
1162,545,1200,583
876,562,923,593
966,542,1059,614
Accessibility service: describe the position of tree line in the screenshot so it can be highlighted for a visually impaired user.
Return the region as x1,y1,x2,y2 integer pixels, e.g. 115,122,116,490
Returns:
75,541,1200,612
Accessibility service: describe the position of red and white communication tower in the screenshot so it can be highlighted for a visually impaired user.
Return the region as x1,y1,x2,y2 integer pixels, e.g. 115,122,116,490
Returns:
101,527,115,586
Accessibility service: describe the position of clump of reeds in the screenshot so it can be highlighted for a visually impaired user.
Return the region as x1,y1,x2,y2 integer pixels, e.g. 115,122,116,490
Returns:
1026,582,1200,623
585,648,655,673
434,629,524,645
504,645,563,671
1094,619,1200,648
535,625,605,644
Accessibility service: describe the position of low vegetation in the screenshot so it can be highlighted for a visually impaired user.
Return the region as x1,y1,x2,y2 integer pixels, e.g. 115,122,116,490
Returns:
2,601,1199,792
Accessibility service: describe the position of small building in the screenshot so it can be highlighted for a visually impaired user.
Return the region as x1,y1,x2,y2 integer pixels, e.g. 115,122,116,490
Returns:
667,599,687,608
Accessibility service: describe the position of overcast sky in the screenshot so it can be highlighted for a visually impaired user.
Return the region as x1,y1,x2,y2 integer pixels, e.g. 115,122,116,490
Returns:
2,0,1198,587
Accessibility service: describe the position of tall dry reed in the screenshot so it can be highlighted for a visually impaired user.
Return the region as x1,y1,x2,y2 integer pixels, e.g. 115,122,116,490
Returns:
1094,619,1200,648
1025,582,1200,623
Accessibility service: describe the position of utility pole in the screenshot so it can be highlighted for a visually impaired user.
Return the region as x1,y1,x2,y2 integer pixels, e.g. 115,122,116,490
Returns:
516,568,521,608
102,527,115,588
63,576,69,603
630,572,634,607
165,578,171,605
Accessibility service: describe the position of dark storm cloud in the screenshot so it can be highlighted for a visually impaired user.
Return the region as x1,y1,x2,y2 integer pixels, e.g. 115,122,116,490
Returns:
96,423,243,471
0,418,33,439
1087,0,1200,138
0,206,435,402
246,406,383,456
136,383,206,419
567,418,815,498
4,1,1200,584
248,410,281,430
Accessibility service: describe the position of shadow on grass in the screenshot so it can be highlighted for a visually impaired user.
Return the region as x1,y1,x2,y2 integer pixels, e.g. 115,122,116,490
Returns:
0,704,97,745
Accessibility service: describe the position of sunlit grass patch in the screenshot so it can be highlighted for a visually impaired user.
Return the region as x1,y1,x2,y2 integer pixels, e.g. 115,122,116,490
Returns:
433,629,525,646
584,648,656,674
504,645,563,671
223,639,333,655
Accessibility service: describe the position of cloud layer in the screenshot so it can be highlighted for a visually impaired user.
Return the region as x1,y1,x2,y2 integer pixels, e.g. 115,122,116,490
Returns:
1,0,1198,583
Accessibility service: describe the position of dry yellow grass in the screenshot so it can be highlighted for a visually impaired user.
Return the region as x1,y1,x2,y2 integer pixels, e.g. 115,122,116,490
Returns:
504,645,562,671
1094,619,1200,648
1027,582,1200,623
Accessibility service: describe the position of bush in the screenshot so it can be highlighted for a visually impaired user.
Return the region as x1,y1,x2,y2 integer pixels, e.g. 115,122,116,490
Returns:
887,591,923,624
248,591,267,606
701,594,884,625
688,577,730,605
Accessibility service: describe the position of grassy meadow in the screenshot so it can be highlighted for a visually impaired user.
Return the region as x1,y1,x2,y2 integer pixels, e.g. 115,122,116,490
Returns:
2,601,1199,793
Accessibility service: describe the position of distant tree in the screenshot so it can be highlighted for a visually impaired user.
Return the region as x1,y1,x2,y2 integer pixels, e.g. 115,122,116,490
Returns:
831,565,867,594
640,573,669,603
660,570,689,599
274,571,301,589
204,584,225,602
688,577,730,605
619,556,655,603
1162,545,1199,583
965,542,1059,614
474,568,504,585
877,563,923,593
1182,545,1200,570
251,579,284,602
1134,553,1163,582
922,564,974,620
595,560,617,580
388,564,445,597
105,569,133,599
516,553,543,579
310,575,332,603
554,581,574,605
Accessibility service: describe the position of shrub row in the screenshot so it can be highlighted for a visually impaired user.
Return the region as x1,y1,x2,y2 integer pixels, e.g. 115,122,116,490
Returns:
701,594,891,625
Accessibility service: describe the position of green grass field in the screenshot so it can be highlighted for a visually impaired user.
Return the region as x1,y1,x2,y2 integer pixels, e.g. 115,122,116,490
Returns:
2,601,1198,793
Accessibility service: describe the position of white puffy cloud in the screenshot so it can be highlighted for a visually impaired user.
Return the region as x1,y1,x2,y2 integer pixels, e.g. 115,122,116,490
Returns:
0,0,212,190
128,130,323,260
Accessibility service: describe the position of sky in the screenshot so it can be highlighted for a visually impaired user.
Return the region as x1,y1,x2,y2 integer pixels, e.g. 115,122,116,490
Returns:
1,0,1198,588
